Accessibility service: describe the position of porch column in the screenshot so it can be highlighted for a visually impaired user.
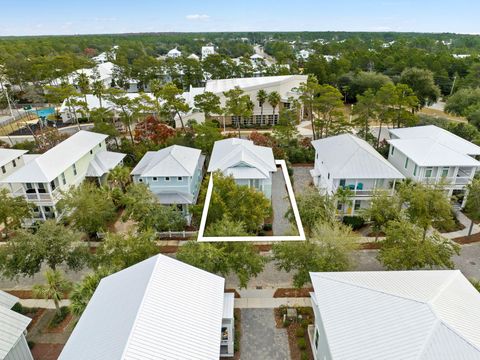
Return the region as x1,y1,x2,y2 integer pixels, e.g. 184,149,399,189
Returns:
391,179,396,195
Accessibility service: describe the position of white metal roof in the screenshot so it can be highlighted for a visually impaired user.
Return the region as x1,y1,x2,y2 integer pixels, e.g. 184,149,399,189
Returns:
0,149,27,168
222,293,234,320
208,138,276,178
59,254,226,360
388,138,480,167
131,145,202,177
0,290,31,359
204,75,307,94
310,270,480,360
86,151,126,177
3,131,107,183
389,125,480,156
312,134,405,179
53,61,115,85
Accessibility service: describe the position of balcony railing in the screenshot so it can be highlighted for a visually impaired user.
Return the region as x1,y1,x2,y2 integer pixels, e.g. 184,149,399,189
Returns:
423,176,472,185
12,188,62,203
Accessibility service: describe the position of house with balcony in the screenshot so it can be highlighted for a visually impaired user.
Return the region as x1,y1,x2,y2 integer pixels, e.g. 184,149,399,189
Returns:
308,270,480,360
0,290,33,360
1,131,125,223
311,134,404,215
181,75,308,127
0,149,29,192
59,254,235,360
208,138,277,199
387,125,480,207
131,145,205,223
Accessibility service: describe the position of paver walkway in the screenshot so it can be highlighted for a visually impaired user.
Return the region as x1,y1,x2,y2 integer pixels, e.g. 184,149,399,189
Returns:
240,309,290,360
272,168,293,236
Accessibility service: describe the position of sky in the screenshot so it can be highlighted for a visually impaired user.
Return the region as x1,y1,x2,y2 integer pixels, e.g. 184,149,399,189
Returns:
0,0,478,36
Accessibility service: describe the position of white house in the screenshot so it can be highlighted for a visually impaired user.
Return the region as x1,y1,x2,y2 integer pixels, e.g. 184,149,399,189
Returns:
181,75,308,128
131,145,205,223
298,49,313,59
387,125,480,207
0,290,33,360
59,254,235,360
51,62,115,90
311,134,404,215
208,138,277,199
0,149,27,182
2,131,125,223
188,53,200,61
201,45,215,60
309,270,480,360
167,48,182,58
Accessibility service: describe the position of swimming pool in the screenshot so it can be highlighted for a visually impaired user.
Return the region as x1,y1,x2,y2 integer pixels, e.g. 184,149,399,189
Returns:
36,107,55,118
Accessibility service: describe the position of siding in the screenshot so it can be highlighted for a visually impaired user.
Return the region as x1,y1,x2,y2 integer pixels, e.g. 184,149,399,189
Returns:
5,335,33,360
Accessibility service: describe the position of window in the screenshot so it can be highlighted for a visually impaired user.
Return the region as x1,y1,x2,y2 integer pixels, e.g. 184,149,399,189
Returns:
90,150,93,154
99,143,102,147
413,165,417,176
178,177,183,181
12,160,16,167
61,173,66,185
339,179,346,188
283,102,291,109
72,163,77,176
1,166,5,174
441,168,449,177
425,168,433,178
354,200,361,211
404,157,409,169
50,180,56,191
315,329,319,349
25,183,35,193
337,203,343,211
165,177,170,181
391,146,395,155
37,183,47,193
153,177,158,181
327,173,330,180
138,178,143,182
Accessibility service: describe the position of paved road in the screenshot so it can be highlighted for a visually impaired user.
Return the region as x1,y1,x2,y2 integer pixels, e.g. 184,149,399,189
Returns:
240,309,289,360
271,169,293,236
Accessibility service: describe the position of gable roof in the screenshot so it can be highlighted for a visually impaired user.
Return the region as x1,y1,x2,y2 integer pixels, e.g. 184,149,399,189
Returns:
388,138,480,167
310,270,480,360
59,254,226,360
2,131,107,183
204,75,307,94
389,125,480,156
0,290,31,359
131,145,202,177
0,149,27,168
86,151,126,177
207,138,276,178
312,134,404,179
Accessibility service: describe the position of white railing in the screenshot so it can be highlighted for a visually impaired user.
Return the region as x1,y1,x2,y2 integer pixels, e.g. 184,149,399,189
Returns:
13,188,62,202
423,176,471,185
157,230,198,239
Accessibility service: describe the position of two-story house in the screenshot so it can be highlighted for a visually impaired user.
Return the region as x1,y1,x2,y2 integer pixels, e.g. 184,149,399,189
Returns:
311,134,405,215
208,138,277,199
2,131,125,223
308,270,480,360
131,145,205,223
0,149,28,192
387,125,480,207
59,254,235,359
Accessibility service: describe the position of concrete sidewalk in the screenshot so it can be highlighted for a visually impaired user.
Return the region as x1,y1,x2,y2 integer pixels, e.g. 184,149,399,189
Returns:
19,299,71,309
443,211,480,239
235,288,310,308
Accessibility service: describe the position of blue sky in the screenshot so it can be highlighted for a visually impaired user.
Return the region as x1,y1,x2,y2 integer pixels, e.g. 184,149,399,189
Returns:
0,0,478,36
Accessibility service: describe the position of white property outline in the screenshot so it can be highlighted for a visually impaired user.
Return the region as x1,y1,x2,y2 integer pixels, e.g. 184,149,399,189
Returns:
197,159,306,242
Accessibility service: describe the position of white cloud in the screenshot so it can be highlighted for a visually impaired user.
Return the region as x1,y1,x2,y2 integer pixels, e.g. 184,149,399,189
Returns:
186,14,209,20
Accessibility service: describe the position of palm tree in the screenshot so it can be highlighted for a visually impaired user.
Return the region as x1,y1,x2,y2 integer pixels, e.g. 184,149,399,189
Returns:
33,269,72,315
76,73,90,104
92,80,106,108
108,166,132,193
267,91,281,126
335,187,354,219
70,271,107,316
256,89,268,125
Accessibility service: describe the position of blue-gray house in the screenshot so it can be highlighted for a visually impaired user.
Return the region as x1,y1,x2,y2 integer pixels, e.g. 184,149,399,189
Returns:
131,145,205,223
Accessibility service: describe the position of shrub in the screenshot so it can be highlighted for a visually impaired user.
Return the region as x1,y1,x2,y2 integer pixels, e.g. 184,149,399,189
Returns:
342,215,365,230
11,302,23,314
263,223,273,231
297,337,307,350
296,327,305,337
283,319,291,328
49,306,70,328
301,351,308,360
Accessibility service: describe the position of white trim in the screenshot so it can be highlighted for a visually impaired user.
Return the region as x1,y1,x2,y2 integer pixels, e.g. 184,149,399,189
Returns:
197,160,306,242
